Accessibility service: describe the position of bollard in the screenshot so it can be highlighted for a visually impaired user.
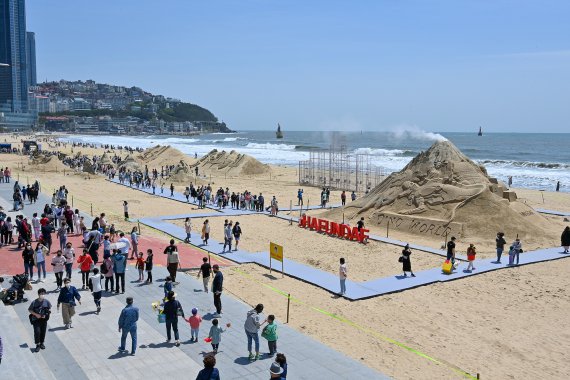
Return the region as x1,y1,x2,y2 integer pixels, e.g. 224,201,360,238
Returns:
286,293,291,323
476,374,480,379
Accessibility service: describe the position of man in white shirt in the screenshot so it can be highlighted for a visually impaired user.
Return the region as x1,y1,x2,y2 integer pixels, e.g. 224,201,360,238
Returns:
117,232,131,258
339,258,348,296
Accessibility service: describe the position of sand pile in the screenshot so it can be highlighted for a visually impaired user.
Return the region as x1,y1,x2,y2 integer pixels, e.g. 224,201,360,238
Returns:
100,153,114,166
136,145,195,169
191,149,270,176
329,140,557,243
29,154,68,172
118,155,141,171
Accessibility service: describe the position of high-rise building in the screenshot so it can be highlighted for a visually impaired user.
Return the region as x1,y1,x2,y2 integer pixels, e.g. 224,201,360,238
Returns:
26,31,36,86
0,0,37,129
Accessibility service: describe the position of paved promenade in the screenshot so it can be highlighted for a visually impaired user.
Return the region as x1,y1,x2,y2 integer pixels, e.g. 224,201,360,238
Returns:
0,178,387,379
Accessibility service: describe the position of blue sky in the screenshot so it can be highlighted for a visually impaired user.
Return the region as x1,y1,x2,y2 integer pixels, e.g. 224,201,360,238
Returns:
27,0,570,132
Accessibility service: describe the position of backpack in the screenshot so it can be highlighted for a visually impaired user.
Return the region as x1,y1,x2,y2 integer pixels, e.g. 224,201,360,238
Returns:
100,261,108,274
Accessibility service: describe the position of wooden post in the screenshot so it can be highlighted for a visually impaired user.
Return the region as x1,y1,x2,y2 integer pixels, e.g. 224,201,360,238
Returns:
476,374,480,379
138,220,141,235
286,293,291,323
90,203,93,216
269,255,272,274
72,196,74,208
386,220,390,238
289,200,292,215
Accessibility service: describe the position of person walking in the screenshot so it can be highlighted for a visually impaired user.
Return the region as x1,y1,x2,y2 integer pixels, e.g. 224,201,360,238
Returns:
212,265,223,317
118,297,139,355
130,227,139,260
163,291,184,346
112,249,127,294
561,226,570,253
222,221,233,253
244,303,266,361
197,257,211,293
63,242,75,279
184,217,192,243
57,278,81,329
57,224,67,252
102,253,114,292
123,201,129,221
512,238,523,265
145,249,154,283
164,239,180,283
22,243,35,282
496,232,507,263
185,308,203,342
89,268,103,314
466,244,477,271
232,222,242,251
33,242,48,283
77,249,94,290
207,318,230,354
28,288,52,352
401,244,415,277
196,355,220,380
51,250,66,290
202,220,210,245
339,258,348,295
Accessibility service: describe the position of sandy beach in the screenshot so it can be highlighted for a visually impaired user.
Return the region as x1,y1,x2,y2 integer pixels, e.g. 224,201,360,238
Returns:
2,133,570,379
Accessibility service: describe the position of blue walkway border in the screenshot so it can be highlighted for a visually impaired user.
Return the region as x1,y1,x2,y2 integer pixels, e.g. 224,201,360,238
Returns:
110,177,570,300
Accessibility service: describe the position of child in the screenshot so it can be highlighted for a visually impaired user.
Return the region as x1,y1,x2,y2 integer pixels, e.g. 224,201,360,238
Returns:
262,314,278,356
109,224,116,242
136,252,145,281
145,249,153,283
57,224,67,252
208,318,230,354
466,244,476,271
185,308,203,342
275,353,288,378
164,276,173,299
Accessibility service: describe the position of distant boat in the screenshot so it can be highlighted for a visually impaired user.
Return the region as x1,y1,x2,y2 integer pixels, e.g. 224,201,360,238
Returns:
276,123,283,139
478,126,483,136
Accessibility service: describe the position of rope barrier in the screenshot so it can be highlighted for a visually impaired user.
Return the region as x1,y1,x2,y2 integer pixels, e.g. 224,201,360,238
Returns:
230,267,478,380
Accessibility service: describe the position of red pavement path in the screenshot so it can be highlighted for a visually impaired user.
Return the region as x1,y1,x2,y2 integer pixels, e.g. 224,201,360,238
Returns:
0,233,231,276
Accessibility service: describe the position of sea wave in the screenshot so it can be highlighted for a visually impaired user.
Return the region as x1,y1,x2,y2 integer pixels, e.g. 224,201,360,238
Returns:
353,148,412,156
246,142,297,150
479,160,570,170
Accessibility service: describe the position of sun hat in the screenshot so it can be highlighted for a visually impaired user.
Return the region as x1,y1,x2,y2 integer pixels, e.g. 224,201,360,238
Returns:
269,362,284,375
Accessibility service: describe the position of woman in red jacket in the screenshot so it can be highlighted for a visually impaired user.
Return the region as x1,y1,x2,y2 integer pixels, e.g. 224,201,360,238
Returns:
77,249,93,289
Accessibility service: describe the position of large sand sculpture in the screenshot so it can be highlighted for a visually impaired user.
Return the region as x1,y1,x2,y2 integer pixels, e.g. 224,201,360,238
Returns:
136,145,194,168
190,149,270,176
334,141,557,243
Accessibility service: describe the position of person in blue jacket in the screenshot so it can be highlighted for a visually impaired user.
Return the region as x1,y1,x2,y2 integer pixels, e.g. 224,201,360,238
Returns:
196,355,220,380
118,297,139,355
57,278,81,329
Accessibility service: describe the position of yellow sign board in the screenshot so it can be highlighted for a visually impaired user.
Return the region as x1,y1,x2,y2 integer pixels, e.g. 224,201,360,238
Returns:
270,242,283,262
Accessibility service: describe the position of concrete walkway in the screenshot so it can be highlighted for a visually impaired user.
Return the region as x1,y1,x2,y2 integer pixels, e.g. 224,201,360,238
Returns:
0,175,387,379
536,208,570,217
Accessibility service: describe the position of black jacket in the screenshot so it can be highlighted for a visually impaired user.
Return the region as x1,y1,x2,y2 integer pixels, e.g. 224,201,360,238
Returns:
212,271,223,293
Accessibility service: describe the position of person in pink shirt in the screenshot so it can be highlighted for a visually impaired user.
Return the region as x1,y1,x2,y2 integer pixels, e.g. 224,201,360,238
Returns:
185,308,203,342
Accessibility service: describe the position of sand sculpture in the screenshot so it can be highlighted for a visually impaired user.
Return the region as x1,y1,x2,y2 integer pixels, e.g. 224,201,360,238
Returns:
190,149,270,176
118,155,141,171
333,140,557,242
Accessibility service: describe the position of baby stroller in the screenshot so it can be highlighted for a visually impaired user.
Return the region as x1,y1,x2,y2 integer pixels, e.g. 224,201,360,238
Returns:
3,273,30,304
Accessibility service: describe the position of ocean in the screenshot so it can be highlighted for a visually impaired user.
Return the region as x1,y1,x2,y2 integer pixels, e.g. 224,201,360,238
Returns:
60,130,570,192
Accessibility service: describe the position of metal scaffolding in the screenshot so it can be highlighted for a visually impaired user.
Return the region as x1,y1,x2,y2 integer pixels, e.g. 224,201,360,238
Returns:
298,145,386,193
